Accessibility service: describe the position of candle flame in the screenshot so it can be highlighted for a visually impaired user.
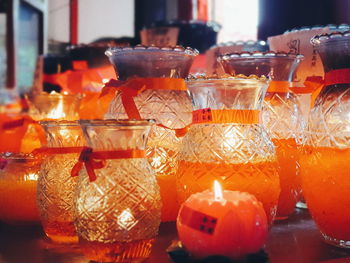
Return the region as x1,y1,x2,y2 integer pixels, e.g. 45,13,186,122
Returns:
214,180,223,200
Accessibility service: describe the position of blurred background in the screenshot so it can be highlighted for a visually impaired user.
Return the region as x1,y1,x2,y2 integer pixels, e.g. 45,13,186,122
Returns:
0,0,349,94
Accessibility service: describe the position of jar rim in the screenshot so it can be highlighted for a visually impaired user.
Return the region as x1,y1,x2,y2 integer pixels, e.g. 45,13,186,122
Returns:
0,152,38,160
78,119,155,127
27,91,82,100
39,120,80,127
209,40,268,50
186,74,269,84
219,51,304,61
283,24,350,34
105,45,199,58
311,30,350,46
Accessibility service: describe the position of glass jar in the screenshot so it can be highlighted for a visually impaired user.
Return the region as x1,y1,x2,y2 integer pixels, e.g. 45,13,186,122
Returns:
206,40,269,76
219,52,303,220
74,119,161,263
0,153,41,224
105,45,197,222
27,92,81,121
37,120,85,244
176,76,280,225
300,30,350,248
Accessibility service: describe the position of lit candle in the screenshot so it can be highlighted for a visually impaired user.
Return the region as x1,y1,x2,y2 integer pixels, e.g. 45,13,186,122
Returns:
177,181,268,260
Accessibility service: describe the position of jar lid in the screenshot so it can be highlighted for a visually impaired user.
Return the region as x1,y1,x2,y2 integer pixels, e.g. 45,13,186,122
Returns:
105,45,199,57
219,51,304,61
186,73,268,82
311,30,350,46
284,24,350,34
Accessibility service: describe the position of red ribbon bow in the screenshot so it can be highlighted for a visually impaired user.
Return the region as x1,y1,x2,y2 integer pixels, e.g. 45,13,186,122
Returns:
100,78,190,137
71,147,146,182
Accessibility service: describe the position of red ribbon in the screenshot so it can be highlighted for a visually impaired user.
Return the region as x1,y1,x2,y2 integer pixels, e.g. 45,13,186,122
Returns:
0,158,8,170
179,205,218,235
32,146,85,156
324,69,350,86
192,108,260,124
100,78,190,137
71,147,146,182
2,116,35,130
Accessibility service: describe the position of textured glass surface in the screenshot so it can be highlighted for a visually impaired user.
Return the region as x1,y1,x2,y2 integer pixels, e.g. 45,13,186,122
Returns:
177,78,280,224
75,158,160,243
176,123,280,223
106,89,192,176
301,31,350,248
219,53,303,219
306,85,350,148
38,153,80,223
262,92,302,139
74,120,161,261
106,46,196,222
37,121,84,243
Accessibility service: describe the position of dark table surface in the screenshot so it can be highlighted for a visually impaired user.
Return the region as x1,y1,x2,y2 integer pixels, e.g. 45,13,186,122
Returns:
1,208,350,263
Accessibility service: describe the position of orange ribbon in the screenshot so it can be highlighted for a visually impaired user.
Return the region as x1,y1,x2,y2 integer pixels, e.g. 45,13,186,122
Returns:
101,77,187,119
289,69,350,107
1,116,46,147
324,69,350,86
100,77,189,136
71,147,146,182
192,108,260,124
267,81,292,93
32,146,85,156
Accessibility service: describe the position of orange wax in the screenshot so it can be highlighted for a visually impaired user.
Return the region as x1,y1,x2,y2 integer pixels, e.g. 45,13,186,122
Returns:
300,146,350,242
0,180,39,224
0,114,27,153
20,124,43,153
176,161,280,224
147,146,180,222
177,189,268,260
273,138,301,219
157,175,180,222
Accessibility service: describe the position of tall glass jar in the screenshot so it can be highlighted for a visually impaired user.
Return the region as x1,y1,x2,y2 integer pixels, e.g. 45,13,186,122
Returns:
300,31,350,247
37,121,85,243
74,119,161,263
219,52,303,220
0,153,41,224
105,45,197,222
176,76,280,224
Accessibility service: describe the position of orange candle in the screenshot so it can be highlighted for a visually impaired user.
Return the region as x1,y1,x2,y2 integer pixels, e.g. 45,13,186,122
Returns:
177,181,268,260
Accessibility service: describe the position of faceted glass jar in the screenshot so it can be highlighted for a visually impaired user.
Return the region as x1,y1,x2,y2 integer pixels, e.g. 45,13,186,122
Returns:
37,121,85,244
75,119,161,263
105,46,197,222
176,77,280,224
0,153,41,224
301,31,350,248
219,52,303,220
27,92,81,121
